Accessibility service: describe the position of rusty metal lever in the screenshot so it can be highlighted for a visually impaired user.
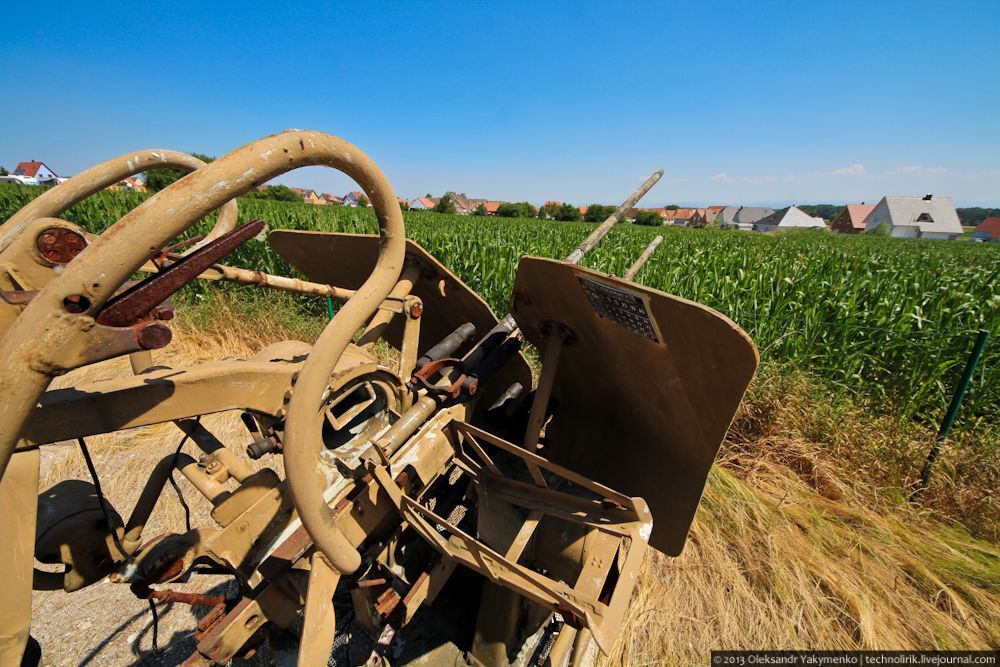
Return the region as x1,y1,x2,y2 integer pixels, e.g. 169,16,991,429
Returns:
95,220,265,327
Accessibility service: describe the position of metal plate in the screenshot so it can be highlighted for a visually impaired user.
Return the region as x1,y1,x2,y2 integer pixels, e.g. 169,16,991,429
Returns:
510,257,758,555
578,276,661,342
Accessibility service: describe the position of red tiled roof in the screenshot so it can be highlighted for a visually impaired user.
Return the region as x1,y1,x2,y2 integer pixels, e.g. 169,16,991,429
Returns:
485,201,502,214
845,203,876,230
662,208,695,220
976,217,1000,238
14,161,44,177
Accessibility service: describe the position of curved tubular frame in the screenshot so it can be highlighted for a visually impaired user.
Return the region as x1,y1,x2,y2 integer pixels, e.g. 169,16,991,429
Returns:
0,129,407,595
0,149,238,253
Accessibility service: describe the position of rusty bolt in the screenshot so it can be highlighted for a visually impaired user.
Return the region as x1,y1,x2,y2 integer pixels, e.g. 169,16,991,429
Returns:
152,305,174,321
36,227,87,264
137,322,172,350
409,301,423,318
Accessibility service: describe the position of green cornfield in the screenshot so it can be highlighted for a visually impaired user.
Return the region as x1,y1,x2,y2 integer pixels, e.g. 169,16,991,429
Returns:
1,184,997,425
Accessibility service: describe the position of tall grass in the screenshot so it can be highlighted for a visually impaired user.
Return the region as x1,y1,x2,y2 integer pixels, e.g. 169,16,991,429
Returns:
1,184,997,424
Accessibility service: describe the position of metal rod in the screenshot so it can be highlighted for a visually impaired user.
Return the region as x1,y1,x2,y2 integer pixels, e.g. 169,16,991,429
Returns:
202,263,356,301
913,329,990,497
358,265,422,348
564,170,663,265
624,235,663,280
494,170,663,333
523,330,567,451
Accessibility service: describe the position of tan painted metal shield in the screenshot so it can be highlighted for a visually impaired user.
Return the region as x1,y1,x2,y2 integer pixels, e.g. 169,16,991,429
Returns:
268,230,532,412
510,257,758,555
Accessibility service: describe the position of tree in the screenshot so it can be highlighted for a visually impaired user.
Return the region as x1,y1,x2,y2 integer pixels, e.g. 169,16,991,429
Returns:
497,202,537,218
243,184,303,203
584,204,615,222
472,203,487,216
399,200,410,211
798,204,840,222
145,153,215,191
634,210,663,226
663,204,679,211
538,202,560,219
554,203,581,222
956,207,1000,227
358,194,370,208
434,194,457,214
0,166,8,176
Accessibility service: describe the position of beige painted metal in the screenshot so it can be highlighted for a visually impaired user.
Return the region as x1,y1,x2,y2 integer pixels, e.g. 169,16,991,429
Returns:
0,132,744,665
0,130,405,478
510,256,759,554
299,553,341,667
624,234,663,280
0,148,237,253
0,450,39,664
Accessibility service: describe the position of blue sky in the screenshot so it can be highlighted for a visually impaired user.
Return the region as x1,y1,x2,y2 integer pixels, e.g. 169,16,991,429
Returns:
1,1,998,206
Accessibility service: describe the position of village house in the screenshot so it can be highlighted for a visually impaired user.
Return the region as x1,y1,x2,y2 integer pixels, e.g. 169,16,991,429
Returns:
753,206,827,232
13,160,61,185
341,191,367,207
703,205,727,225
289,188,327,205
661,208,699,226
863,195,962,240
717,206,775,231
830,203,875,234
973,217,1000,242
304,190,326,205
485,201,502,215
445,192,473,214
409,196,438,210
322,193,343,205
107,176,147,193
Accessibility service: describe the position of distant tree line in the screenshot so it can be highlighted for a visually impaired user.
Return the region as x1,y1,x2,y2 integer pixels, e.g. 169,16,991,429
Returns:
956,207,1000,227
244,184,303,203
144,153,216,191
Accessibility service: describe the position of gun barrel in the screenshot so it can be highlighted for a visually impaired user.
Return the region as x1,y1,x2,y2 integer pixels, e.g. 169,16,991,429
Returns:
564,169,663,265
624,235,663,280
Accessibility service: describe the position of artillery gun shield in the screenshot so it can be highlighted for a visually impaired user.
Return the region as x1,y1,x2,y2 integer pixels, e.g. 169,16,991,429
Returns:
509,256,759,555
269,230,533,413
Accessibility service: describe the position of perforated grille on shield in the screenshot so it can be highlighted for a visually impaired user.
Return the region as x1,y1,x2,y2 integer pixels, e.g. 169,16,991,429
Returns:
578,276,659,342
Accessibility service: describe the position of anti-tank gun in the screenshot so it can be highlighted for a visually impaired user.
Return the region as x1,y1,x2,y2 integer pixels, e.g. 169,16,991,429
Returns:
0,131,758,666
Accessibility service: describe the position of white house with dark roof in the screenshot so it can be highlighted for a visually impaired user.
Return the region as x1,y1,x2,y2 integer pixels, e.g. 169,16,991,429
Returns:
753,206,826,232
863,195,962,240
717,206,776,231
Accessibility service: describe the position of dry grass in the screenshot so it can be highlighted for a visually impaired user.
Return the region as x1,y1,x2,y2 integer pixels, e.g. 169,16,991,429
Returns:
31,294,1000,664
610,371,1000,664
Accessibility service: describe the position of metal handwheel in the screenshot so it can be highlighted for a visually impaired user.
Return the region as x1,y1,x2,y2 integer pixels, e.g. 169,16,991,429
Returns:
0,129,407,593
0,148,239,254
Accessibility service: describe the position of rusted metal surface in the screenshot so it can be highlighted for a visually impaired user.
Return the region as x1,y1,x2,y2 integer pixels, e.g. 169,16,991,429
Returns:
95,220,265,327
36,227,87,264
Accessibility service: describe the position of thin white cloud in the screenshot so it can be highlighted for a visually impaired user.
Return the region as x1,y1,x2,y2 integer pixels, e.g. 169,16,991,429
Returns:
832,163,866,176
742,175,778,184
888,165,947,175
710,172,732,182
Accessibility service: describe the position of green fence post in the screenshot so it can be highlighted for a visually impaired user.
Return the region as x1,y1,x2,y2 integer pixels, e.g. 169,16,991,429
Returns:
913,328,990,499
